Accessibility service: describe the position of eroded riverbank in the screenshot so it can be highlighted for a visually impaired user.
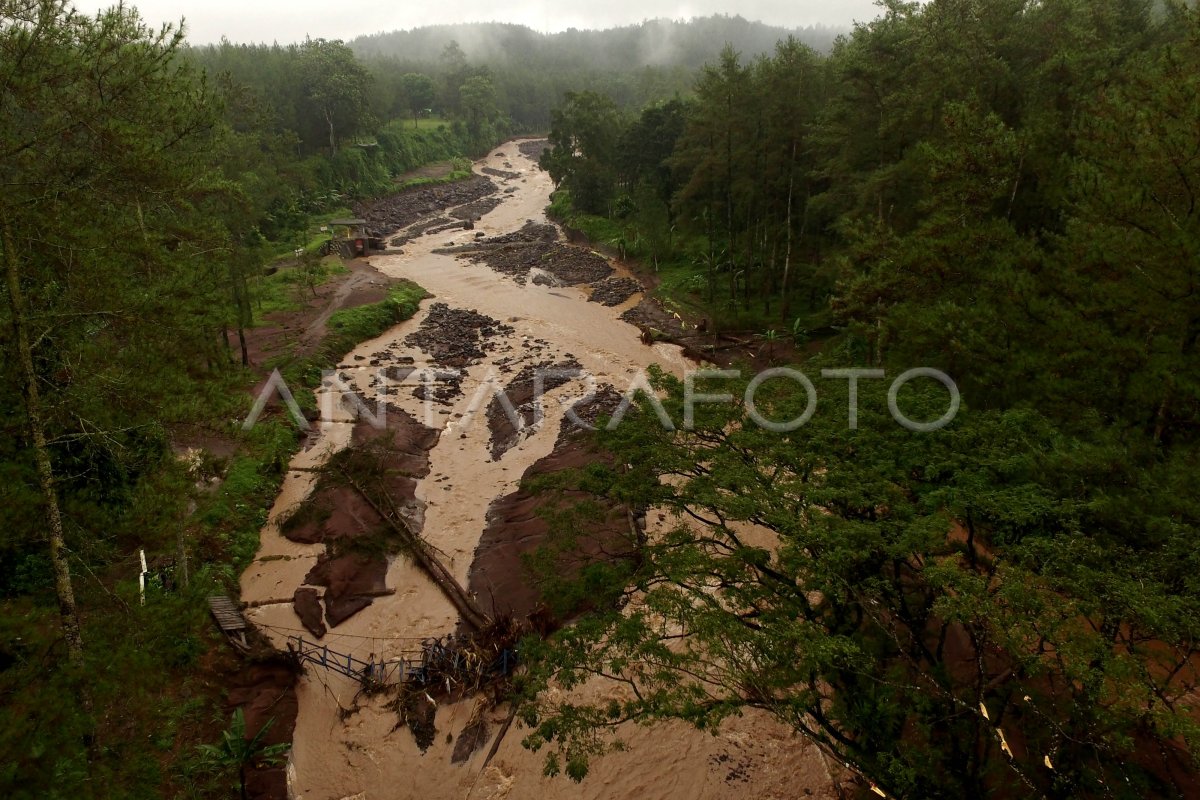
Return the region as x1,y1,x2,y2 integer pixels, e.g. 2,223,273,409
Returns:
239,141,840,800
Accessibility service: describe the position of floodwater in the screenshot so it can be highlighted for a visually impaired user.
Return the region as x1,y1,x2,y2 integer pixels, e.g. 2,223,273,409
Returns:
239,142,838,800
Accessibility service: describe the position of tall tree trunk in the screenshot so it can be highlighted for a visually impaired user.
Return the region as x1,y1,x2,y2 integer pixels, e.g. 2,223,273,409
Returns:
237,324,249,368
325,106,337,157
725,108,736,292
228,260,251,366
177,507,191,591
782,138,798,320
1,222,84,664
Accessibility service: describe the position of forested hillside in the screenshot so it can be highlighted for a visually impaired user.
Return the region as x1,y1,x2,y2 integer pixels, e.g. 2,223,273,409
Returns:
0,3,503,797
351,16,842,65
349,17,843,130
523,1,1200,798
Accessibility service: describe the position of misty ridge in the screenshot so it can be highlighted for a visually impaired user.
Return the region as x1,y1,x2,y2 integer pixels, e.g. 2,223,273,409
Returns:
348,15,845,69
190,14,848,132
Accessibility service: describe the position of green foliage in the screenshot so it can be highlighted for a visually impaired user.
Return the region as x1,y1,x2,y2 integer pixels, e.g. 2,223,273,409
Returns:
314,121,484,197
522,366,1200,797
0,574,265,799
0,4,450,798
196,709,289,800
250,256,346,317
195,422,298,572
349,17,843,131
399,72,437,124
542,92,627,214
325,281,430,353
526,3,1200,797
297,38,375,155
543,37,830,327
267,279,430,414
394,157,474,190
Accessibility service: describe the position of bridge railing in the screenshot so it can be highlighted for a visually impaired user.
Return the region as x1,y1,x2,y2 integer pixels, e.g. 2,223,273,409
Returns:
286,634,518,689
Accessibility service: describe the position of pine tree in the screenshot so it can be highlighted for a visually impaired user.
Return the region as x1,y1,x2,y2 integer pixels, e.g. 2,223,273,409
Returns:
0,1,225,660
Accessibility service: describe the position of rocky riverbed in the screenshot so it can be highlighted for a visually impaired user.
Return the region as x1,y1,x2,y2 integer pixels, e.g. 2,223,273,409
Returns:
238,140,842,800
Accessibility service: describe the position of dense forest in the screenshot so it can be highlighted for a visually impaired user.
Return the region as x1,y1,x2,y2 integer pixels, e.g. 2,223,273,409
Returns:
523,0,1200,798
348,17,842,129
3,0,1200,798
0,3,511,796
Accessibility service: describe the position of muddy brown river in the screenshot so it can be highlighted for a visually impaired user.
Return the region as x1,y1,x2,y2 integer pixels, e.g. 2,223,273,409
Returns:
239,142,838,800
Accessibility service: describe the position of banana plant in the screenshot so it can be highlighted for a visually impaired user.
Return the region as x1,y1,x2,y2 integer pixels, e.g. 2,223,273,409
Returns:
197,709,290,800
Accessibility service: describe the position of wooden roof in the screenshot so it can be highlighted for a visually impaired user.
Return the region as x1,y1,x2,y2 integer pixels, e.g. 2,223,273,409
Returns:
207,595,247,633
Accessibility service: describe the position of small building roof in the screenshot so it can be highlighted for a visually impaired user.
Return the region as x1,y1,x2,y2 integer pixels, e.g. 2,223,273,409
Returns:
328,218,368,227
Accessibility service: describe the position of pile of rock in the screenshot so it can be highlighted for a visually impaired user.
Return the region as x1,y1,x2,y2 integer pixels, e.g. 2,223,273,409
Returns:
403,303,514,369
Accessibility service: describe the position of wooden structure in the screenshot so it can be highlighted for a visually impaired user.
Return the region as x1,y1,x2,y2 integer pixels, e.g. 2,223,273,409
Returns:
327,218,369,258
286,634,518,690
288,636,423,688
208,595,249,650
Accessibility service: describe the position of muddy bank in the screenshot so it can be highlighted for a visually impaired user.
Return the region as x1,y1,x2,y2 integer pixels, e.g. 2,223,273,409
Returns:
280,407,440,636
618,296,773,365
225,643,302,800
619,296,692,339
469,387,632,622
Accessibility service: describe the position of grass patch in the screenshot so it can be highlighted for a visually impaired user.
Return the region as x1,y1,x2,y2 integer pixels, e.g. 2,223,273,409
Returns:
396,157,474,190
195,421,300,574
250,256,347,320
272,279,431,412
325,280,430,352
261,207,354,264
408,116,454,131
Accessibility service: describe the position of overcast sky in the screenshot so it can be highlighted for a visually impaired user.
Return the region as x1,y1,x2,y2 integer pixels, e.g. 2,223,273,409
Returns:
76,1,882,44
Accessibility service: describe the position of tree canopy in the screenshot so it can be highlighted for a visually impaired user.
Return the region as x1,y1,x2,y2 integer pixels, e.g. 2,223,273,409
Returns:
526,1,1200,797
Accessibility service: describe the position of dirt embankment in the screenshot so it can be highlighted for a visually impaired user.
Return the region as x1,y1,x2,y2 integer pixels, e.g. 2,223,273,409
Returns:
468,387,633,622
225,646,302,799
279,405,440,634
242,260,396,374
